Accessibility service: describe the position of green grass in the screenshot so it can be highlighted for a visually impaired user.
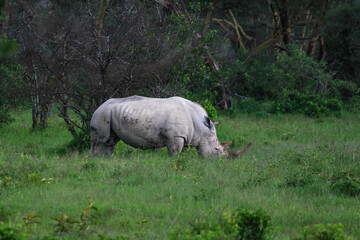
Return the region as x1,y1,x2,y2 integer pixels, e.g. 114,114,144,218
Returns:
0,110,360,239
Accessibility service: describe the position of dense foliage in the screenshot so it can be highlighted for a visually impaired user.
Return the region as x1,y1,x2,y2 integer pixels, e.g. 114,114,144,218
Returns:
0,35,24,127
0,0,359,143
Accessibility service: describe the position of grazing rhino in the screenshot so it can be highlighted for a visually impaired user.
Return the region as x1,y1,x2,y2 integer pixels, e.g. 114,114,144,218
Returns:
90,96,250,158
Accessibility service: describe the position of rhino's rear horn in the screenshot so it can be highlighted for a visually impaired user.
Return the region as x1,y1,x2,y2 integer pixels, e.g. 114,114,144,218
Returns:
221,141,232,150
213,121,220,126
228,143,252,159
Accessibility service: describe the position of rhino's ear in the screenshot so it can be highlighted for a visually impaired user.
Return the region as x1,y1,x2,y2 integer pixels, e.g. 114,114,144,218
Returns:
204,116,212,129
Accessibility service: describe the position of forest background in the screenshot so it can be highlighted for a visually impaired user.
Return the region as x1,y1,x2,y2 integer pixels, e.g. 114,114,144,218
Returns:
0,0,359,147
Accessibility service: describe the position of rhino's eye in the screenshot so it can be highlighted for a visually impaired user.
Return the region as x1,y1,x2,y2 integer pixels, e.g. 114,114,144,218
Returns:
214,147,219,151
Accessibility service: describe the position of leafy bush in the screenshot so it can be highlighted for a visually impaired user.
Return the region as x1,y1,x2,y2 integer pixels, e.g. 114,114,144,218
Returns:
295,223,353,240
223,47,335,101
234,98,264,114
171,217,238,240
66,129,91,152
170,207,272,240
0,63,25,127
232,208,272,240
280,149,326,188
284,167,315,188
219,46,354,116
332,80,359,102
0,105,14,127
0,222,26,240
200,99,219,121
0,35,18,59
0,36,25,128
271,93,342,117
330,171,360,197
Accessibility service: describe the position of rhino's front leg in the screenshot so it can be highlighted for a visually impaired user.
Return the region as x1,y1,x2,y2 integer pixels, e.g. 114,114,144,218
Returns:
167,137,185,157
90,141,102,157
103,145,115,157
102,131,120,157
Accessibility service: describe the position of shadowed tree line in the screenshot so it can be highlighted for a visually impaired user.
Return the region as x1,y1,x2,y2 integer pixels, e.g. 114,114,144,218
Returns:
0,0,359,147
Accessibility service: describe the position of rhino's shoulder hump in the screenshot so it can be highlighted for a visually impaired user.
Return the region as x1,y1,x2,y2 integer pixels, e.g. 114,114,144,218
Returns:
105,96,147,105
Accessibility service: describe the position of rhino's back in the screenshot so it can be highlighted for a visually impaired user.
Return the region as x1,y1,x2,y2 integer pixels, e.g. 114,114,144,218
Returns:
108,97,198,148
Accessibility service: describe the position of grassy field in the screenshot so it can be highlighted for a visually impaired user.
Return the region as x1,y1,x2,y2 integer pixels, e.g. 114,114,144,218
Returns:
0,109,359,239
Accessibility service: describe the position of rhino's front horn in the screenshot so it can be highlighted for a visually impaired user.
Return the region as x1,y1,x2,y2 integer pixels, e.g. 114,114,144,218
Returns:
227,143,252,159
221,141,232,150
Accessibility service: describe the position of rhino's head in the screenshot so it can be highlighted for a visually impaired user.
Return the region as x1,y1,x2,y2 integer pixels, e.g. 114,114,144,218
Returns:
197,117,228,157
198,117,252,158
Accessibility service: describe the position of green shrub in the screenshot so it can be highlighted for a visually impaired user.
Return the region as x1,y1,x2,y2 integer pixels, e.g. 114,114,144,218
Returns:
0,62,25,128
232,208,271,240
0,105,14,128
169,216,236,240
332,80,359,102
200,99,219,122
80,162,97,171
0,222,26,240
330,171,360,197
170,208,272,240
0,206,12,222
67,129,91,152
295,223,353,240
223,47,335,101
284,167,315,188
234,98,263,114
0,36,25,128
280,149,325,188
271,93,342,117
219,46,357,115
0,35,18,59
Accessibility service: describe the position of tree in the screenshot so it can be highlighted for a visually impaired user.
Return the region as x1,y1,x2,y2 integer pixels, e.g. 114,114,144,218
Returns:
323,2,360,83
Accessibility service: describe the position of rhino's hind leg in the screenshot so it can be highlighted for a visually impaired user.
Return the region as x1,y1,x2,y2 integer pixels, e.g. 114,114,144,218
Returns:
167,137,185,157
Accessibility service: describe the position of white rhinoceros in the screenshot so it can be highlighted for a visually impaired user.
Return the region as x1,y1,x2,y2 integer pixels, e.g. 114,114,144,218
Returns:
90,96,250,157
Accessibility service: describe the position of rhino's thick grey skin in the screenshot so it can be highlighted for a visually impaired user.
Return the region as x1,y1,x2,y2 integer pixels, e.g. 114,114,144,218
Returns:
90,96,226,157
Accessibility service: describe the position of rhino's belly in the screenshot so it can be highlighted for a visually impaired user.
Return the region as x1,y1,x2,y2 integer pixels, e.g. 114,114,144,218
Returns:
120,133,166,149
113,123,167,149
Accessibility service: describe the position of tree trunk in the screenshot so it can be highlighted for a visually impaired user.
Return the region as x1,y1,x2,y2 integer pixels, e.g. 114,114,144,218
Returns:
40,104,48,129
2,0,10,32
60,99,78,139
31,65,40,129
299,10,311,51
32,96,39,129
275,0,291,45
306,0,328,58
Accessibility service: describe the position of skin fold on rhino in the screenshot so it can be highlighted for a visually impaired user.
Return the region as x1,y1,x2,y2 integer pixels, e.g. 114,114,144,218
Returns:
90,96,251,158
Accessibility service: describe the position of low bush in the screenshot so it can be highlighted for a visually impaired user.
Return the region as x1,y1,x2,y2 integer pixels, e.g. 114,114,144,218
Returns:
0,105,14,128
329,171,360,197
200,99,219,122
233,98,264,114
170,207,272,240
233,208,271,240
66,129,91,152
295,223,353,240
0,222,26,240
271,93,343,117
